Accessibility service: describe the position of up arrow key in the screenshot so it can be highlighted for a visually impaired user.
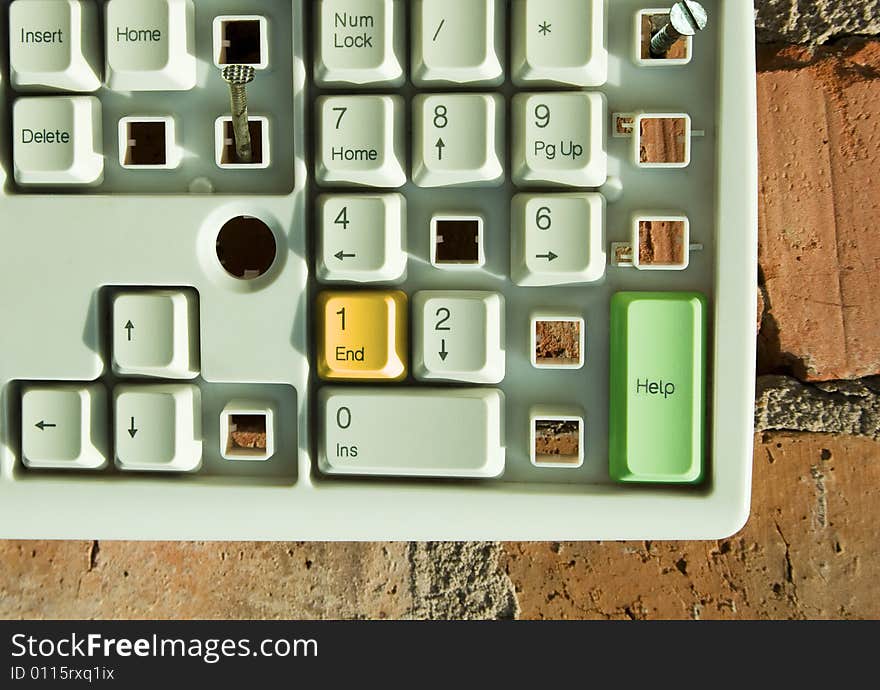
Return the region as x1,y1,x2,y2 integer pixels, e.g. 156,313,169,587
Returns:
124,320,134,341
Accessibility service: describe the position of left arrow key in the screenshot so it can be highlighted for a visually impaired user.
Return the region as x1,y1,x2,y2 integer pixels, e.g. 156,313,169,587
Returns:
21,384,109,470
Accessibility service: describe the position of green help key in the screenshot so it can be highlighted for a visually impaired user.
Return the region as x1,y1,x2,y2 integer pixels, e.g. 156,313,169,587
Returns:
609,292,707,484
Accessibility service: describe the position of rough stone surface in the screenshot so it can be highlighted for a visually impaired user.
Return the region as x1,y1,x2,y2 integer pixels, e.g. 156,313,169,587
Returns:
756,374,880,438
409,543,519,620
505,432,880,619
756,0,880,45
757,41,880,380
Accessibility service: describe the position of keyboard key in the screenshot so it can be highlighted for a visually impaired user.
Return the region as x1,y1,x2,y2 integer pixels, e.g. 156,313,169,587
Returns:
317,194,407,283
104,0,196,91
512,92,607,188
315,0,404,86
12,96,103,186
316,95,406,188
9,0,101,92
114,384,202,473
319,387,505,477
511,193,606,285
609,292,707,484
413,291,505,384
112,290,199,379
411,0,504,86
412,93,504,188
317,290,407,381
511,0,607,87
21,384,108,470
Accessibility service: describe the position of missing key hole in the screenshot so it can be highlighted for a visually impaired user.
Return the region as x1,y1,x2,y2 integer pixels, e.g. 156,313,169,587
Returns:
533,318,584,369
533,419,582,466
637,116,690,167
119,117,178,169
220,402,276,461
125,122,165,166
228,414,267,452
215,215,277,280
219,118,266,167
214,16,268,68
431,217,483,267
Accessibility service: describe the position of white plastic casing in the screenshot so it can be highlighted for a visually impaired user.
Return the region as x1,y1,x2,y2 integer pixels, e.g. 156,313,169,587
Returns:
0,0,757,541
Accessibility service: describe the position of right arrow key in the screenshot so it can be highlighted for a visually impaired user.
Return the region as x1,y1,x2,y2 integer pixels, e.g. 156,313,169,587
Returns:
512,192,606,286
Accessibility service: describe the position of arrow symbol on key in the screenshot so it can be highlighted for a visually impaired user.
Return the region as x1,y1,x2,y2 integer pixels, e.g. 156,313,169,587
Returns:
436,137,445,160
334,251,356,261
124,320,134,341
128,417,138,438
536,251,558,261
35,420,56,431
439,339,449,361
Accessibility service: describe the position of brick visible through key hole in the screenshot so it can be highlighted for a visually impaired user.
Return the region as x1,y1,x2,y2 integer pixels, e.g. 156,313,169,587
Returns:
639,117,687,164
534,419,581,464
229,414,267,450
535,320,581,367
434,219,480,263
640,14,689,60
639,220,686,266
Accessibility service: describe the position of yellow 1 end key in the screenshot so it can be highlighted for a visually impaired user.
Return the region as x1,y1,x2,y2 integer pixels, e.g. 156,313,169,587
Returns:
609,292,707,484
317,290,408,382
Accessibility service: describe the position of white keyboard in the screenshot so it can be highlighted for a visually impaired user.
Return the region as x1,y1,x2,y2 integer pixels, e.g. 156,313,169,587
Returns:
0,0,758,540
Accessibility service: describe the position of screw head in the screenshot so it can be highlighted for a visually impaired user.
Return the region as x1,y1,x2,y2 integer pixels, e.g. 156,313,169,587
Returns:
670,1,708,36
221,64,256,85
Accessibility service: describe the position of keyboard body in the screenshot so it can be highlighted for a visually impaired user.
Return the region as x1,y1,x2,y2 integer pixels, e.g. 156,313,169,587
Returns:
0,0,757,540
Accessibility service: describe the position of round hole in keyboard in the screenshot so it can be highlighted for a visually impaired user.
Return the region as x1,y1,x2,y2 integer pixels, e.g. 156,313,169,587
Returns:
215,216,277,280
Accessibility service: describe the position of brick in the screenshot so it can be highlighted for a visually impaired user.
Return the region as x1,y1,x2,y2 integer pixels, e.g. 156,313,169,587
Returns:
504,432,880,619
0,542,412,619
757,41,880,380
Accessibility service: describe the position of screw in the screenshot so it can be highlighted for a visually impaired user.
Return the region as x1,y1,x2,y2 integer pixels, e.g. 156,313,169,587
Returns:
650,1,708,58
221,64,256,163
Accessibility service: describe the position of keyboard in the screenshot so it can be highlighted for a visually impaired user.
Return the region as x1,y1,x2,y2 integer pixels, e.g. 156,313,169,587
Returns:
0,0,758,540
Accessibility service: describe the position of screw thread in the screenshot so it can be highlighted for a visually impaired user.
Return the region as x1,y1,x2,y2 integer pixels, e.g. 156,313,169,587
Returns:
650,24,683,57
228,83,253,163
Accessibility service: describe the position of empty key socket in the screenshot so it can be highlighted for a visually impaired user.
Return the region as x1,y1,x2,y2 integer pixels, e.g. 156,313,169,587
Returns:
430,216,485,268
531,316,585,369
635,9,693,66
118,116,180,169
635,113,691,168
213,15,268,69
634,214,690,269
220,401,275,461
530,408,585,468
215,116,270,169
